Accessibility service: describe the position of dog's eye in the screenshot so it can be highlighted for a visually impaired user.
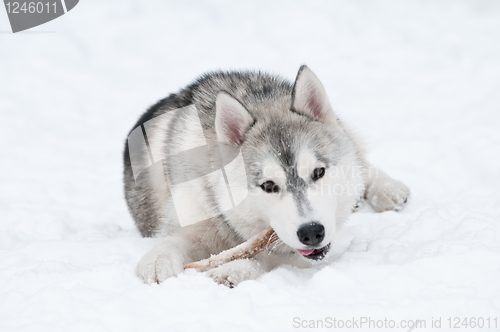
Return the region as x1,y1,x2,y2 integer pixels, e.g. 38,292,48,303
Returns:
312,167,325,181
260,181,279,193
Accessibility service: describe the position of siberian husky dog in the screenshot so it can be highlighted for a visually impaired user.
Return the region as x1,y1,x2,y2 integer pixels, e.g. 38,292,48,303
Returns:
124,66,410,286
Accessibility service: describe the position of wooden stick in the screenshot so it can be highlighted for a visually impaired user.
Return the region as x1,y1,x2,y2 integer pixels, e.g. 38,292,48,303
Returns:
183,227,277,272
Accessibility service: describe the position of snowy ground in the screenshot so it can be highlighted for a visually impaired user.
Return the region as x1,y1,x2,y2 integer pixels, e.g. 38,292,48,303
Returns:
1,1,500,331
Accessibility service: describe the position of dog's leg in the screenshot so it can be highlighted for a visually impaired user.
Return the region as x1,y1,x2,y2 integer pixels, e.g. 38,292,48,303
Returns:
337,122,410,212
207,250,310,287
363,164,410,212
136,220,240,284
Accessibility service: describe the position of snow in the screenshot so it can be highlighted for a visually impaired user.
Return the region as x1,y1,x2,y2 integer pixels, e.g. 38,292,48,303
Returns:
1,1,500,331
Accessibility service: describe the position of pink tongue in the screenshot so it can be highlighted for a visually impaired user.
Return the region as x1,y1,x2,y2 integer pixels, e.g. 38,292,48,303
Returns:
297,248,315,256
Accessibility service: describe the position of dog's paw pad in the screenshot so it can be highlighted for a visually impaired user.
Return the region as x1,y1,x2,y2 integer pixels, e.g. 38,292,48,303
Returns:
209,273,235,288
352,196,364,212
393,196,409,212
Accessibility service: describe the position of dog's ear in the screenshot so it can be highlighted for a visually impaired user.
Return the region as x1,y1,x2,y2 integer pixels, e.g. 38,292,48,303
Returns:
292,65,337,125
215,91,255,145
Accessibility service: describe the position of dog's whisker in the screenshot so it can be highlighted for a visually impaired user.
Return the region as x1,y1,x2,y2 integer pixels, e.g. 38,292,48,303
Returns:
265,233,279,250
267,238,285,252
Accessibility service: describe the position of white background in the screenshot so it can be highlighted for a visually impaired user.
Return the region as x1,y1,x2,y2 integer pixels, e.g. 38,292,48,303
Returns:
1,1,499,331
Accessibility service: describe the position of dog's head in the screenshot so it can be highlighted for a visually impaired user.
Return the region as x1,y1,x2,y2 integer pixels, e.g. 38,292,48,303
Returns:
215,66,365,261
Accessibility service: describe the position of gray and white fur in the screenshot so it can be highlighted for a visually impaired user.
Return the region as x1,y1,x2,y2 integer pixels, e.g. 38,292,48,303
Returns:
123,66,410,286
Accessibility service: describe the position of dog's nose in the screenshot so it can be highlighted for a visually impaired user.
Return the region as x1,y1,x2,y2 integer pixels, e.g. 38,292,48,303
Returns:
297,222,325,246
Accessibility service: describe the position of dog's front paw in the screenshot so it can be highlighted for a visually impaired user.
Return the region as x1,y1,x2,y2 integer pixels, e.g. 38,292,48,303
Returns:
136,246,184,284
206,259,263,288
366,178,410,212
